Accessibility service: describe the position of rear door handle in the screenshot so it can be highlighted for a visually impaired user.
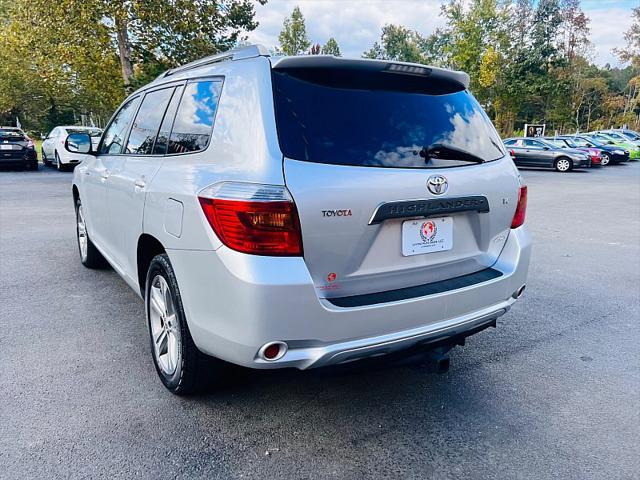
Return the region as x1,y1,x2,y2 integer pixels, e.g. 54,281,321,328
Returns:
100,170,111,181
134,179,146,190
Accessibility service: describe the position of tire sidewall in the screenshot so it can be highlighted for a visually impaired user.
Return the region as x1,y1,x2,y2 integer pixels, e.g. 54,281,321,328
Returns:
145,254,188,392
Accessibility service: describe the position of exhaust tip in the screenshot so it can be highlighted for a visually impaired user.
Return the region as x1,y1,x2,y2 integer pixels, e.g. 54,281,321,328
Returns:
258,341,288,361
512,285,526,299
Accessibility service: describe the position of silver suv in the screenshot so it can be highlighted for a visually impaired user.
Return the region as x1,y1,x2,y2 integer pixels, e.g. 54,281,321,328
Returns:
68,45,531,394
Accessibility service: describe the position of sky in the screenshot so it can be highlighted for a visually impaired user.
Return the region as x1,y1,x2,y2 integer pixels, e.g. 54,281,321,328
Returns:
245,0,637,67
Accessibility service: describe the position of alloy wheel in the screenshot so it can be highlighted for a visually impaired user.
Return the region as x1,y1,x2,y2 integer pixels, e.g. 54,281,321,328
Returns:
77,204,88,261
556,158,571,172
149,275,181,375
601,153,610,166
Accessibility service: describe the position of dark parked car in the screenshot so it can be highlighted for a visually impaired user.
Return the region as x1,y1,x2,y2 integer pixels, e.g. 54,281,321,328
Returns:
503,137,591,172
0,127,38,170
567,136,629,165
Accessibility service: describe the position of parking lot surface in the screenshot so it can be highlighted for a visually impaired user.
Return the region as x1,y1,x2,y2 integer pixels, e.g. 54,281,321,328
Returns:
1,163,639,479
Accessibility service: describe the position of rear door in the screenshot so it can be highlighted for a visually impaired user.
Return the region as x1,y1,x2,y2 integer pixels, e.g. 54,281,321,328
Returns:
106,84,181,277
271,66,519,299
523,139,552,167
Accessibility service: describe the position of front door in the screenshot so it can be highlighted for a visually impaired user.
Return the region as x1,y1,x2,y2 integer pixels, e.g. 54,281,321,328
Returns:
88,96,140,260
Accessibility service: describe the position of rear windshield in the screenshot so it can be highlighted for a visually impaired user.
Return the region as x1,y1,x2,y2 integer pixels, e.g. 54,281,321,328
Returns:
0,129,24,139
271,67,505,168
66,128,102,137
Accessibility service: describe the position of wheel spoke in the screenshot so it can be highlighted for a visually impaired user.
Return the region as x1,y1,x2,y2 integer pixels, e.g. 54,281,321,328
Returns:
150,287,164,317
155,329,168,356
167,333,178,372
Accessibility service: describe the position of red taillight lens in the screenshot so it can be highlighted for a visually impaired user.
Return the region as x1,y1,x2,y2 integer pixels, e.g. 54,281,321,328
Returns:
198,183,303,256
511,185,527,229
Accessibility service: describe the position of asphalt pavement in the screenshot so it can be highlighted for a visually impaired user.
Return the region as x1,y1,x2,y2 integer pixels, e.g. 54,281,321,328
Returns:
1,162,639,479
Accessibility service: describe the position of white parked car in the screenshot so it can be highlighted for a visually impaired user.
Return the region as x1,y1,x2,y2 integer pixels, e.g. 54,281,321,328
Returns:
68,45,531,395
42,126,102,171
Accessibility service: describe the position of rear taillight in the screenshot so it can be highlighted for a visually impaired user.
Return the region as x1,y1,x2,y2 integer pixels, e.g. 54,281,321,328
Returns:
198,182,303,256
511,185,527,229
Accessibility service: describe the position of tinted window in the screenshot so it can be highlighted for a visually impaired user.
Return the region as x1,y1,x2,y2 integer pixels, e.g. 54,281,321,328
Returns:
66,128,102,137
271,68,505,168
168,80,222,154
524,139,543,147
100,97,139,154
503,139,516,146
153,86,182,155
125,88,175,155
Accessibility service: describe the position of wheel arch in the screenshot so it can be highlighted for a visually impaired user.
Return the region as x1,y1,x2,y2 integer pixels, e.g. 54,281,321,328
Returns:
137,234,166,298
72,184,79,206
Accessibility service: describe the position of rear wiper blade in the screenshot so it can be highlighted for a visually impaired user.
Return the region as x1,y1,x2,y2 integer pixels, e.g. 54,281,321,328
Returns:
419,144,485,164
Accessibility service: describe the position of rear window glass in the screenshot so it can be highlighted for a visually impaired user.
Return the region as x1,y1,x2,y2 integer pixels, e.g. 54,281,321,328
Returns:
0,129,24,139
168,80,222,154
125,87,175,155
271,67,505,168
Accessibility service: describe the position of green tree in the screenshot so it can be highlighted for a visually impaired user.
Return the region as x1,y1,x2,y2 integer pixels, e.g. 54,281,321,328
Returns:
322,37,342,56
278,6,311,55
614,7,640,69
363,24,426,63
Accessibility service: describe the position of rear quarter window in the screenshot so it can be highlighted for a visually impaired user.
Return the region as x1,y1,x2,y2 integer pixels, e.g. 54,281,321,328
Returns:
167,80,222,155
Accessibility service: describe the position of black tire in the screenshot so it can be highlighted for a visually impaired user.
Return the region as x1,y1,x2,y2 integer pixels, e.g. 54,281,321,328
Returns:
146,254,220,395
554,157,572,172
42,150,51,167
75,196,107,268
55,151,66,172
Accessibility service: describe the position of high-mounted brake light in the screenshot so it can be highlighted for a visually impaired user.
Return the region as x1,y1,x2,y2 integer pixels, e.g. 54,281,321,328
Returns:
511,185,527,229
198,182,303,256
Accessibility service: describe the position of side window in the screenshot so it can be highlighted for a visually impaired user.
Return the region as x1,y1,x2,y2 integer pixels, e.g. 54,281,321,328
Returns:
525,139,542,148
503,139,515,146
153,86,183,155
99,97,139,155
125,87,175,155
168,80,222,155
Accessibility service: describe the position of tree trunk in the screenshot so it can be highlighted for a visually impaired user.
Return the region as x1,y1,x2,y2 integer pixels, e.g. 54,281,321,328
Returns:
115,15,134,93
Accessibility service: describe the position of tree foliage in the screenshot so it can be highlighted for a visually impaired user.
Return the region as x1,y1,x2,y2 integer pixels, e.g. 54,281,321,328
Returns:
0,0,265,133
278,6,311,55
364,0,639,135
322,37,342,56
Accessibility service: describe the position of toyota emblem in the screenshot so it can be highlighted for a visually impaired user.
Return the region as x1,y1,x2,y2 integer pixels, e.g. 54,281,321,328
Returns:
427,175,448,195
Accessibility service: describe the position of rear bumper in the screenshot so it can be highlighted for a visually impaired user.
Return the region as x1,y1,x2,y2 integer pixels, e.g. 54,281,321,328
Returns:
167,226,531,370
0,150,36,164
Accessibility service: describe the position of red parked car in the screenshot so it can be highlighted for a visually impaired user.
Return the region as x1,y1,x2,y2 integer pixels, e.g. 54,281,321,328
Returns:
544,137,604,166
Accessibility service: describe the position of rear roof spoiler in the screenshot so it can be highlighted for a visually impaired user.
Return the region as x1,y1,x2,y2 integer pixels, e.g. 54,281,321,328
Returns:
270,55,470,89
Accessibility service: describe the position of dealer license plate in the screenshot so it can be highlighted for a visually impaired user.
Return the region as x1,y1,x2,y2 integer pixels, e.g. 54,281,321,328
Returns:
401,217,453,256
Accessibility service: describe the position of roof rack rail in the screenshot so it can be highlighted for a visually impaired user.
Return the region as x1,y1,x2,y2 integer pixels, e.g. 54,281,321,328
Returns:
160,44,269,79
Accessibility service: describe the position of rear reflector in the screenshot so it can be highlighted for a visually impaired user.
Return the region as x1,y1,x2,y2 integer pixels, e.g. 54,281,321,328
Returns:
198,182,303,256
511,185,527,229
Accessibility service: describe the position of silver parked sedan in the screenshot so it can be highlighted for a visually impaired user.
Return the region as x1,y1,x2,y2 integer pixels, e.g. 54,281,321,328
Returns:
67,45,531,394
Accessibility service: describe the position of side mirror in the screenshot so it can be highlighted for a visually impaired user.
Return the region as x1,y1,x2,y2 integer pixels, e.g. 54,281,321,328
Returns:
65,133,93,154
